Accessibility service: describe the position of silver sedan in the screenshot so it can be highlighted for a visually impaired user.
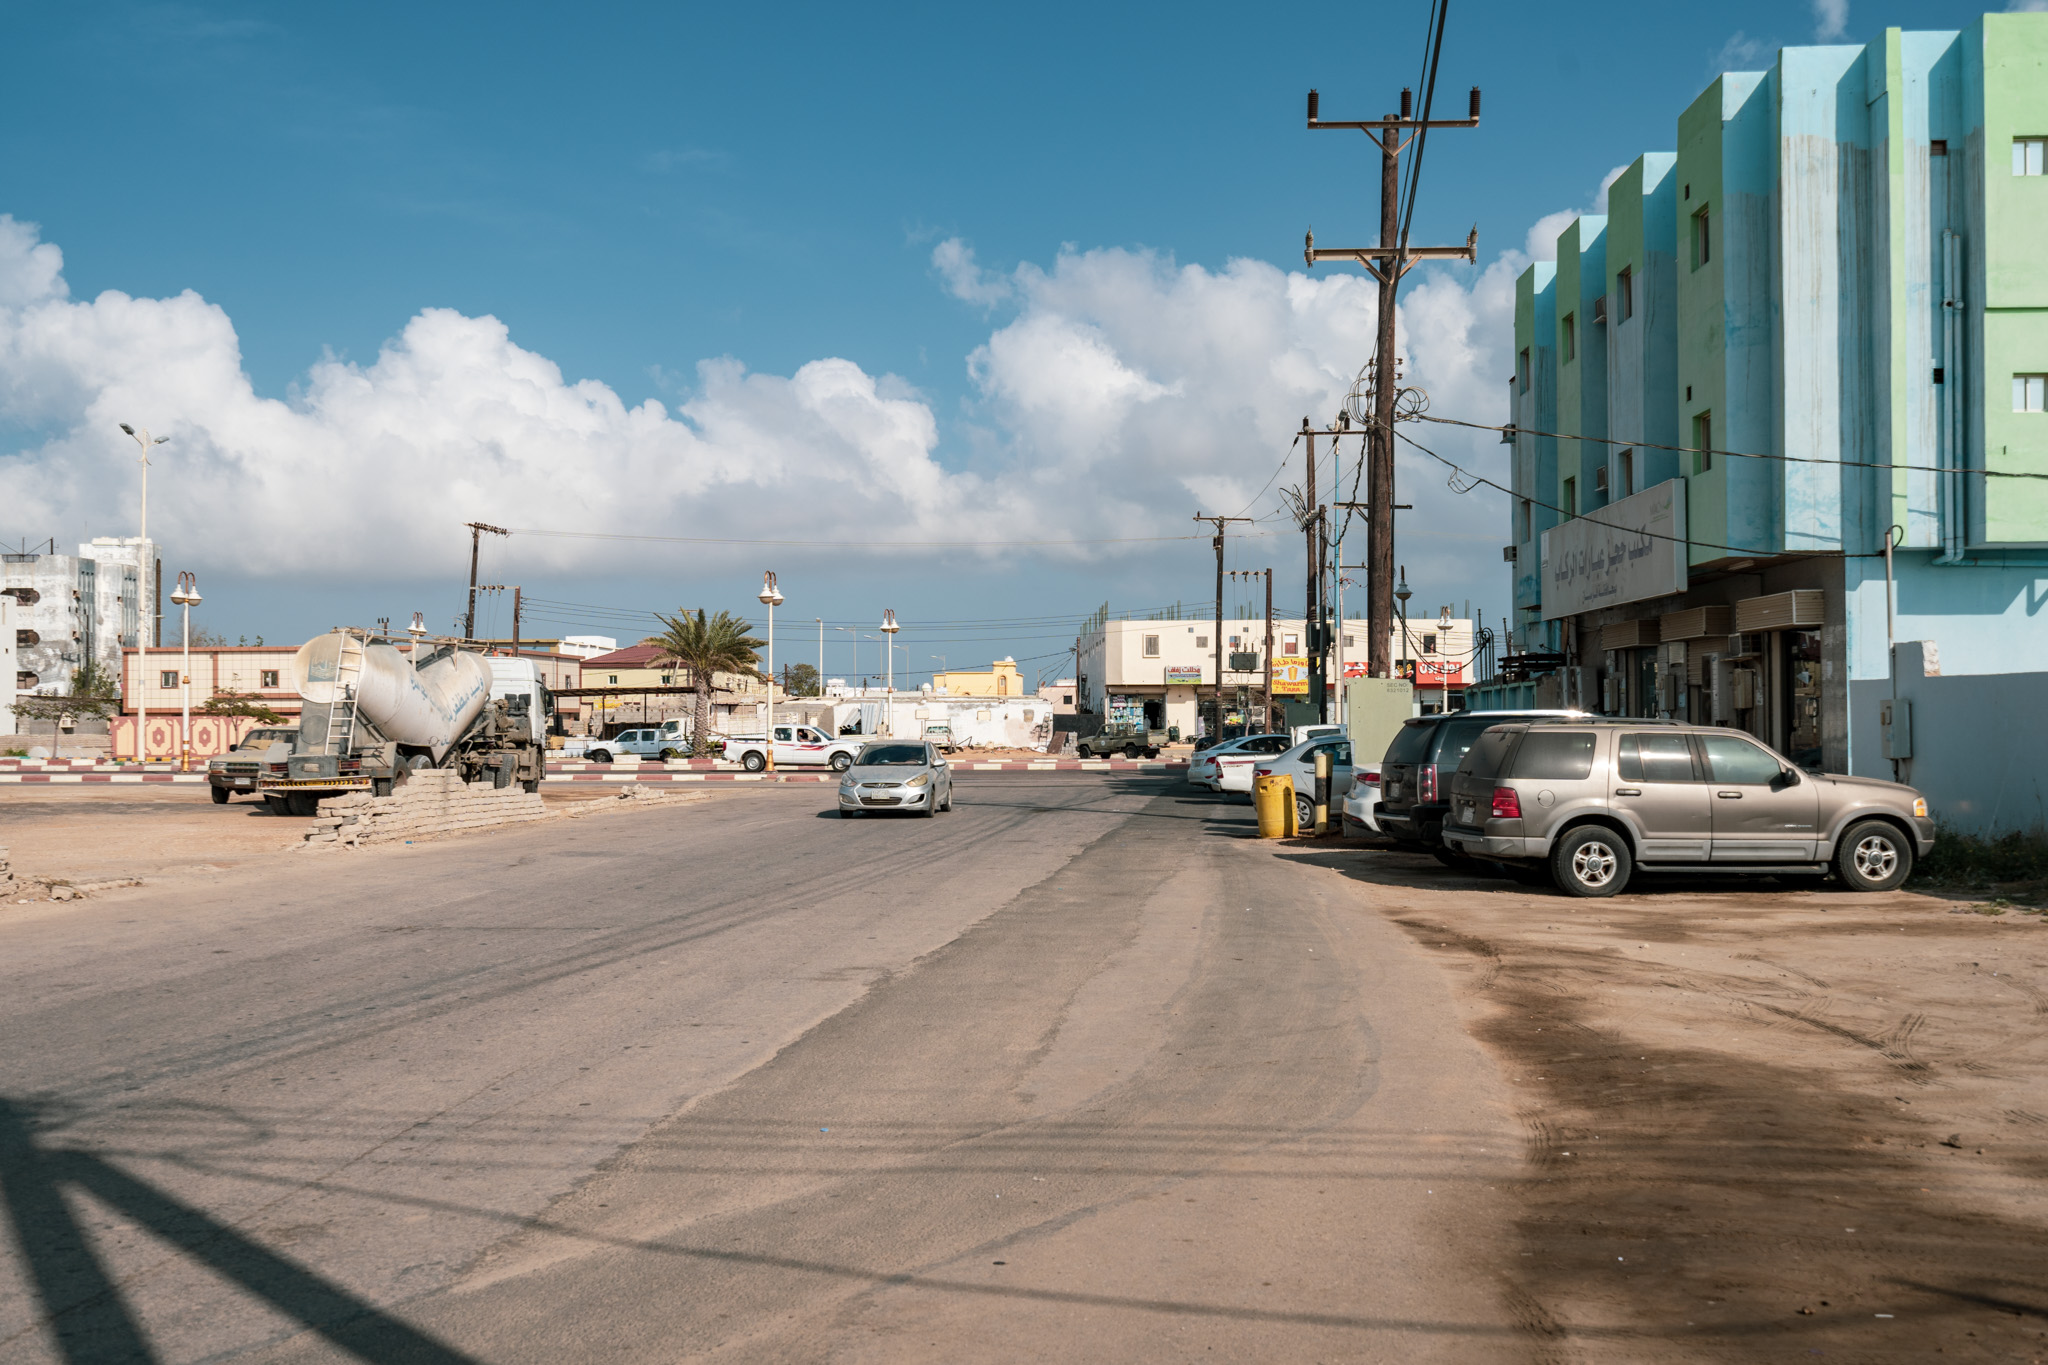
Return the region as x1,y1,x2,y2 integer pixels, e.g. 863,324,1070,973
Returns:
836,741,955,818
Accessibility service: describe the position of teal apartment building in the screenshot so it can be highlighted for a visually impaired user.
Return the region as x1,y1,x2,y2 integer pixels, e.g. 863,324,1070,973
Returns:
1504,13,2047,773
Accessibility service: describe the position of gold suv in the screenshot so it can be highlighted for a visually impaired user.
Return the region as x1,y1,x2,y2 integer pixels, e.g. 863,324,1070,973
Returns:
1440,719,1934,897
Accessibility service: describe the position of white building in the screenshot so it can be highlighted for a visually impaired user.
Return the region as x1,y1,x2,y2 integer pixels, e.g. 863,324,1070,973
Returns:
1075,613,1479,733
556,635,619,660
3,536,160,697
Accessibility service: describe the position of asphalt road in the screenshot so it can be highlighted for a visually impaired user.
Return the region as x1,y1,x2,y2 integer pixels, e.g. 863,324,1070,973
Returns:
0,775,1522,1363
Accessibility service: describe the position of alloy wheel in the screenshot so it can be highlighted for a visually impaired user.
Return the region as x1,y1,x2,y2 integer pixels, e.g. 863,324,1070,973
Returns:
1853,834,1898,882
1571,840,1619,889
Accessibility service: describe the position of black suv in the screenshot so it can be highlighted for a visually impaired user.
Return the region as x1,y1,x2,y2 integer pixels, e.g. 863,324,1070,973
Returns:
1376,710,1586,858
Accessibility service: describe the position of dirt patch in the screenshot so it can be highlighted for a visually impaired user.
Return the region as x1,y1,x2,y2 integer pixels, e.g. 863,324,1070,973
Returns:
1297,846,2048,1361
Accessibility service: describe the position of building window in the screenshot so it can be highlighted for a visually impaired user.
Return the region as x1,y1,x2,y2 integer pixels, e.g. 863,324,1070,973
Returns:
1618,449,1634,497
1517,348,1530,393
1562,477,1577,517
2016,375,2047,413
1561,313,1576,363
1692,411,1714,473
1195,635,1208,649
159,669,179,688
1691,204,1711,268
1422,633,1438,654
1593,464,1609,494
660,673,674,685
2015,138,2046,176
1283,634,1300,654
1142,634,1160,657
260,669,279,689
1342,634,1354,649
1616,266,1633,321
608,674,618,684
1061,694,1073,704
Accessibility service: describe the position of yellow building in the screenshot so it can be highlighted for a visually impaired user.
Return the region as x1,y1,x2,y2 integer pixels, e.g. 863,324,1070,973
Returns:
932,657,1024,698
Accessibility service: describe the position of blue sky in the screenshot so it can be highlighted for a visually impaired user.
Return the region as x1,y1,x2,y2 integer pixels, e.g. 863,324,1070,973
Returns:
0,0,2015,684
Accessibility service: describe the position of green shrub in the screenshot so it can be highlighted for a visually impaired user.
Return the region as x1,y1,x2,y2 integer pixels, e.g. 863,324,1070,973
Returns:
1913,825,2048,889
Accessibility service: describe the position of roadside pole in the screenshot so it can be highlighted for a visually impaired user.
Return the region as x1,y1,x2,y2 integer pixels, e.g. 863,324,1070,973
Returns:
462,522,509,643
1194,513,1250,740
1263,568,1274,732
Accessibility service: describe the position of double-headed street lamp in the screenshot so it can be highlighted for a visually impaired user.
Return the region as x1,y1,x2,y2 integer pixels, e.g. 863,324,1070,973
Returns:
168,573,201,771
759,572,785,771
120,423,169,760
879,609,899,735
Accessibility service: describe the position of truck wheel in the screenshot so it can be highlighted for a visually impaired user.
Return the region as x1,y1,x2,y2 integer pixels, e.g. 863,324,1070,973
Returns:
742,751,766,772
264,795,289,816
1834,819,1912,892
210,785,230,805
589,749,612,765
373,778,393,798
829,752,852,772
660,748,679,760
522,778,540,794
1075,745,1092,759
286,793,320,818
1144,748,1159,759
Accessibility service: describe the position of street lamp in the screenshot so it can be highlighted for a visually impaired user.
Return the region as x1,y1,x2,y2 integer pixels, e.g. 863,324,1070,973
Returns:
120,423,168,761
168,573,200,771
759,571,784,770
1394,567,1413,690
929,655,946,692
879,609,900,735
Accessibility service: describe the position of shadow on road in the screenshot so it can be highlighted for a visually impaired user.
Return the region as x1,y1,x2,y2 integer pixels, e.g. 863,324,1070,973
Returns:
0,1095,478,1364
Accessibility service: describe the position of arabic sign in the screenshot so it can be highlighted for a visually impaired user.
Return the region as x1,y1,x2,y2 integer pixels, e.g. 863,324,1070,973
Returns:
1271,656,1309,695
1540,478,1687,619
1398,659,1465,686
1163,665,1203,684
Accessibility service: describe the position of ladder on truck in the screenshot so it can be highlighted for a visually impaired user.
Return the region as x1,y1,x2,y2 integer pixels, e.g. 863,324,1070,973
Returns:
323,633,367,757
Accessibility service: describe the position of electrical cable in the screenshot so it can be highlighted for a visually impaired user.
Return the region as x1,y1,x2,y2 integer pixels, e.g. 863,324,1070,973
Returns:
1419,412,2048,481
1394,426,1893,560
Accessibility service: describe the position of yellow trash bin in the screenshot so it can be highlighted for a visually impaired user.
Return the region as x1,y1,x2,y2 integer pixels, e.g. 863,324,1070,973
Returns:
1253,773,1297,839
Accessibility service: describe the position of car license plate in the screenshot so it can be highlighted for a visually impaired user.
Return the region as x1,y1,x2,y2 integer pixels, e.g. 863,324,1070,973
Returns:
862,796,900,806
1458,802,1473,823
235,779,252,787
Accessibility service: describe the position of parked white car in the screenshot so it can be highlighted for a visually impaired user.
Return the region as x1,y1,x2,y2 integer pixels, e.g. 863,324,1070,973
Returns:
1253,734,1357,830
1340,763,1384,836
723,724,864,772
1187,732,1296,793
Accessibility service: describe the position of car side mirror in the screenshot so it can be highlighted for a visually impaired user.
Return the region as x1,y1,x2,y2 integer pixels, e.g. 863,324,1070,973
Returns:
1775,768,1800,789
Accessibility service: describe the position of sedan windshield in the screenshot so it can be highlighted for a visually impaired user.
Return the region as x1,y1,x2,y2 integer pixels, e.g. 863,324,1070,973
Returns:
856,744,928,766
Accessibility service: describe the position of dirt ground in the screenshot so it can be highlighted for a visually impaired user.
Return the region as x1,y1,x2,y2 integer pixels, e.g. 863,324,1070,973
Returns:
1292,841,2048,1362
0,783,649,895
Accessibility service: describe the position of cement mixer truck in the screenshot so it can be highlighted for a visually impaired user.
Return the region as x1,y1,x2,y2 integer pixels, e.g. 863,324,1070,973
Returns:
256,629,553,816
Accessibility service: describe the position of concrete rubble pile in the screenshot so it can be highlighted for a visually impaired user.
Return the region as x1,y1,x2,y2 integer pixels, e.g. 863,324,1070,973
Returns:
0,845,14,896
302,768,545,848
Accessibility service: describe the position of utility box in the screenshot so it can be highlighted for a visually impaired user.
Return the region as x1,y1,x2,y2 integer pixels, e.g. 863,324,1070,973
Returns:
1880,698,1913,759
1345,677,1411,770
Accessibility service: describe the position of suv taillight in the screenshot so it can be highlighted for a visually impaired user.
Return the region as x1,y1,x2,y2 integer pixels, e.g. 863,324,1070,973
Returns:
1419,764,1438,803
1490,786,1522,819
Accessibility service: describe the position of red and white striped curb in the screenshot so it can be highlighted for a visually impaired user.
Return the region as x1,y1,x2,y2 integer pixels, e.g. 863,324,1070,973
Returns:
1,762,1188,785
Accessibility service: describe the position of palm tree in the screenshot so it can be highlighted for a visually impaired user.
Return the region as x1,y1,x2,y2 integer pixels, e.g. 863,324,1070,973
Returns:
648,609,767,756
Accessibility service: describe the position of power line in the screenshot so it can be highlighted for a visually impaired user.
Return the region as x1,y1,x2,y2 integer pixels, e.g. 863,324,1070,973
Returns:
1421,413,2048,481
506,527,1288,549
1394,427,1891,560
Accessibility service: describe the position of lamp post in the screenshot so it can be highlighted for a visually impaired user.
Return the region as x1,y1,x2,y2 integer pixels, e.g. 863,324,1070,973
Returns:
758,571,784,770
879,609,900,735
816,618,824,698
168,573,200,771
1394,567,1413,702
119,423,168,761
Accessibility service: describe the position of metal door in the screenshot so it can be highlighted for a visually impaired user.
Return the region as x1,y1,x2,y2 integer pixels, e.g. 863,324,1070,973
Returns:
1611,731,1711,862
1699,732,1818,860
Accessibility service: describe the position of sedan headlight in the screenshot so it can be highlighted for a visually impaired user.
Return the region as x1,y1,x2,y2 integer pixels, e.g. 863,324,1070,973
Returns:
904,772,932,787
1912,797,1928,818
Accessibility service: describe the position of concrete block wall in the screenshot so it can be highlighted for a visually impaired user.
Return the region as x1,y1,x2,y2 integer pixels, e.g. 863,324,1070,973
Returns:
0,845,14,895
303,768,545,847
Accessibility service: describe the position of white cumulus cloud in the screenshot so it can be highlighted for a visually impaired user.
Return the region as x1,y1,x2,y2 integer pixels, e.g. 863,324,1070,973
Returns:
0,212,1540,612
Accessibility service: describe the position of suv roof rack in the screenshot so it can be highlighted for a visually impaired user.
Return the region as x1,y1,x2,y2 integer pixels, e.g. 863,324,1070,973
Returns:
1522,715,1685,726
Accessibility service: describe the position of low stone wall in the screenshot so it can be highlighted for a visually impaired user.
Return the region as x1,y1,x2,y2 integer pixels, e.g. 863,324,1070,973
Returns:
303,768,545,847
0,845,14,896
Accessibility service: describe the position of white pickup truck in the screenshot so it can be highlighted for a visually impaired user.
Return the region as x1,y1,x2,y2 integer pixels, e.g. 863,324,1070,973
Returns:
722,724,864,772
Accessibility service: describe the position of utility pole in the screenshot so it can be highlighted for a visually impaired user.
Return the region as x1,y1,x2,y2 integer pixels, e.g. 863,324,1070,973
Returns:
1194,513,1250,740
463,522,509,642
1298,419,1321,721
1305,64,1481,678
1263,568,1274,732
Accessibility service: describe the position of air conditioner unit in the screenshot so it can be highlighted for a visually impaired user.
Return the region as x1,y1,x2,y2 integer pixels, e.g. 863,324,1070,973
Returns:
1592,294,1607,323
1502,544,1518,562
1594,465,1609,493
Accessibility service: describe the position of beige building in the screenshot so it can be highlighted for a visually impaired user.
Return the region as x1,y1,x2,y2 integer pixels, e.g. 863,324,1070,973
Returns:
931,657,1024,697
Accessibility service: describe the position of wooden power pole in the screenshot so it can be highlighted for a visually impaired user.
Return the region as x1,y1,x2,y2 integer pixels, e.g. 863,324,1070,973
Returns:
1194,513,1250,739
463,522,510,642
1303,72,1480,677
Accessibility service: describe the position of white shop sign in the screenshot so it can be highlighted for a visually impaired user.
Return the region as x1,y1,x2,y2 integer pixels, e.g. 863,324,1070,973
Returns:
1540,479,1687,620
